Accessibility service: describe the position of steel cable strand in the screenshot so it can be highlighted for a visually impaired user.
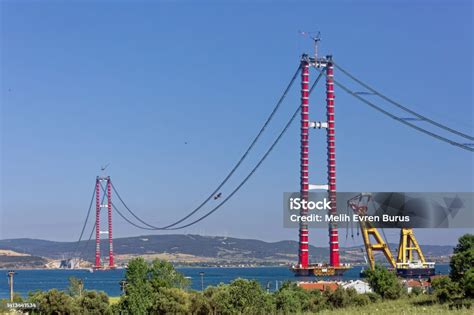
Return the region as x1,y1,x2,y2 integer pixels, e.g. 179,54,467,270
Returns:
332,61,474,141
72,184,97,257
312,66,474,152
109,71,325,230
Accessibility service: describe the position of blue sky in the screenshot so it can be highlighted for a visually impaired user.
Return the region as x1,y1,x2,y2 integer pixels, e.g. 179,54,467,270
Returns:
1,0,472,247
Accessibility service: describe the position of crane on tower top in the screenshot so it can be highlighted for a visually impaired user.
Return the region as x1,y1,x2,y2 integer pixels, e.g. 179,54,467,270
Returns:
299,30,322,65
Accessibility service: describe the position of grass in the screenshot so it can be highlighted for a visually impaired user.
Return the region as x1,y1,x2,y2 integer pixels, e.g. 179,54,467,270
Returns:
318,296,472,315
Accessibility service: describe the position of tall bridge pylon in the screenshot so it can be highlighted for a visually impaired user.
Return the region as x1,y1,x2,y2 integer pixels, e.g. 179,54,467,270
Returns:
292,54,349,276
94,176,115,269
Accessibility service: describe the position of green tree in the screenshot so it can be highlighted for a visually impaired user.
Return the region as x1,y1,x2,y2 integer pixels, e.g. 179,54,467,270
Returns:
204,284,234,314
226,278,273,314
365,265,403,299
352,293,371,306
188,291,212,315
116,257,191,314
125,257,150,286
274,282,310,313
326,287,353,308
410,286,422,296
67,276,84,297
204,279,273,315
307,289,329,312
450,234,474,282
462,268,474,298
364,292,380,303
431,276,463,303
149,259,190,290
28,289,77,314
117,257,153,314
152,287,191,314
76,290,111,314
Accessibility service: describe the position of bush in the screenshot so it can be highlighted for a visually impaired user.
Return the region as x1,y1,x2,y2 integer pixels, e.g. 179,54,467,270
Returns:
364,291,381,303
115,257,190,314
0,299,9,313
67,276,84,297
188,291,212,315
345,288,358,302
152,287,191,314
307,289,328,312
274,282,310,313
224,278,274,314
148,259,190,290
462,267,474,298
118,257,153,314
450,234,474,282
28,289,77,314
352,293,371,306
204,284,234,314
365,265,403,299
410,286,423,296
76,290,111,314
431,276,463,303
326,287,351,308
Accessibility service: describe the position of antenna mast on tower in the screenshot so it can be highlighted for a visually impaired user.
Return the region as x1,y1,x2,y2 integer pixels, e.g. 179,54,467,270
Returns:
299,31,322,66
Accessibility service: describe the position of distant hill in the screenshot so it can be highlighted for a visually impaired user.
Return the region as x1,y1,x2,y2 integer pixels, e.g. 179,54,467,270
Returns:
0,249,48,269
0,234,454,267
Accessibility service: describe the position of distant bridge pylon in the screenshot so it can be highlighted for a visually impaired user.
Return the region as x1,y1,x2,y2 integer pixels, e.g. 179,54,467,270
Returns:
94,176,115,269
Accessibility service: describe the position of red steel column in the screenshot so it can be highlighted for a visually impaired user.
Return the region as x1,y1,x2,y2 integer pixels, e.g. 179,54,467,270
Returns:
298,55,310,268
107,177,114,268
95,177,101,268
326,57,340,267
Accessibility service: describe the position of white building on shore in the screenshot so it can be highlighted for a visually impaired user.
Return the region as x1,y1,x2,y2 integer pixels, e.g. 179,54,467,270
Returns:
337,280,372,294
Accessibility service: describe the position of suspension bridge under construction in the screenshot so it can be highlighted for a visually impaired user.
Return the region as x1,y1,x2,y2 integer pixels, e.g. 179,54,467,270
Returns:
72,48,473,275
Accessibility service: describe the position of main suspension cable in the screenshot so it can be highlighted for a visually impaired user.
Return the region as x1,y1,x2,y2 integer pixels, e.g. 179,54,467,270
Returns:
110,65,305,230
167,103,303,229
313,66,474,152
332,61,474,141
75,221,96,260
95,183,156,230
73,184,96,257
111,182,159,229
75,186,107,259
111,71,326,230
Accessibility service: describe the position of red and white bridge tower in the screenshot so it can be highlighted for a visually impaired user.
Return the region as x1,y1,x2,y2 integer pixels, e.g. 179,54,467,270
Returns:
94,176,115,269
292,54,349,276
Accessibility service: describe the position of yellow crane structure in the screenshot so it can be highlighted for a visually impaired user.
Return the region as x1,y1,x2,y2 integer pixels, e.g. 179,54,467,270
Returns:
347,193,435,277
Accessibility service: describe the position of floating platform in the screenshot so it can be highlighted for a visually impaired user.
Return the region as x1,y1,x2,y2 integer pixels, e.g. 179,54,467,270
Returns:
92,266,116,271
291,264,352,277
395,261,436,278
360,266,436,279
396,267,435,278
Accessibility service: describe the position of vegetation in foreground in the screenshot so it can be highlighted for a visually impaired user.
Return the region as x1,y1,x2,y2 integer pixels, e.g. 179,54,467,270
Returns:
317,295,472,315
0,234,472,314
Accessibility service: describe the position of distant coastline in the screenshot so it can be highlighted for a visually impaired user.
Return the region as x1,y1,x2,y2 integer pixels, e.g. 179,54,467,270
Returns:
0,234,453,270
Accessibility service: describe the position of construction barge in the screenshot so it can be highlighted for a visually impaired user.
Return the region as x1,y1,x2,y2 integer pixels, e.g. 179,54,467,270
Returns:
291,264,352,277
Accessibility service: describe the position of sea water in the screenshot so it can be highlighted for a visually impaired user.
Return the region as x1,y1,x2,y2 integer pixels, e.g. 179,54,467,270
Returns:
0,265,449,299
